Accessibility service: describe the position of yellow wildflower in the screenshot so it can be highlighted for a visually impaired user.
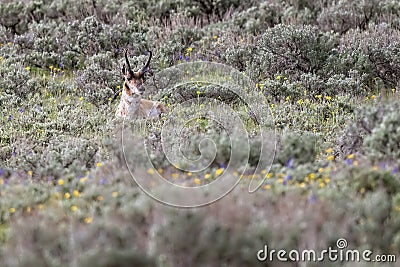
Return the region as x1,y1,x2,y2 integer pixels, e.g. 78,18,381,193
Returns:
84,216,93,224
9,207,15,213
194,178,201,185
58,179,65,186
70,205,78,212
64,192,71,199
215,168,224,176
112,191,118,198
73,190,80,197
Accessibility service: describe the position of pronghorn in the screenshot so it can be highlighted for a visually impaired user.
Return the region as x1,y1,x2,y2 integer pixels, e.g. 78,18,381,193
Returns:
115,50,167,119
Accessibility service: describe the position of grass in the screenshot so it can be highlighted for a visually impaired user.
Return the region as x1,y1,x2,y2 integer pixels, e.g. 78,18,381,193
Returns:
1,0,400,265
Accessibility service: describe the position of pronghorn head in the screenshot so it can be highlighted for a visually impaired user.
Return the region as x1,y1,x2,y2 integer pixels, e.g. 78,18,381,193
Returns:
122,50,152,96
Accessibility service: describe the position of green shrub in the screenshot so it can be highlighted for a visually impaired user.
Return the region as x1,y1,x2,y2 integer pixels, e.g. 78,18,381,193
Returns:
336,24,400,91
364,108,400,164
338,101,400,161
276,131,319,166
232,1,283,34
318,0,400,33
249,24,339,81
76,52,120,105
0,59,40,99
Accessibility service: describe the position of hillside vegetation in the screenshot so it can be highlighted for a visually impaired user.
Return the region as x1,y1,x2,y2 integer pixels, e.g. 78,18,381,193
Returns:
0,0,400,266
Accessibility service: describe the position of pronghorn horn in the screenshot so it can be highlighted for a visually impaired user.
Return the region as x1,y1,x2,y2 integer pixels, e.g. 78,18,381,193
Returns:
124,49,133,75
139,51,152,76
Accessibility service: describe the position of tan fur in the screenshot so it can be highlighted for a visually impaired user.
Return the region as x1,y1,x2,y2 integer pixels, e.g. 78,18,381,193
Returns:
137,99,167,118
115,83,167,119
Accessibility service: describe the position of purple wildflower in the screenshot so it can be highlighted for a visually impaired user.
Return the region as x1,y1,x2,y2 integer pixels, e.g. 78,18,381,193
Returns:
283,174,292,185
286,158,294,168
308,194,317,204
